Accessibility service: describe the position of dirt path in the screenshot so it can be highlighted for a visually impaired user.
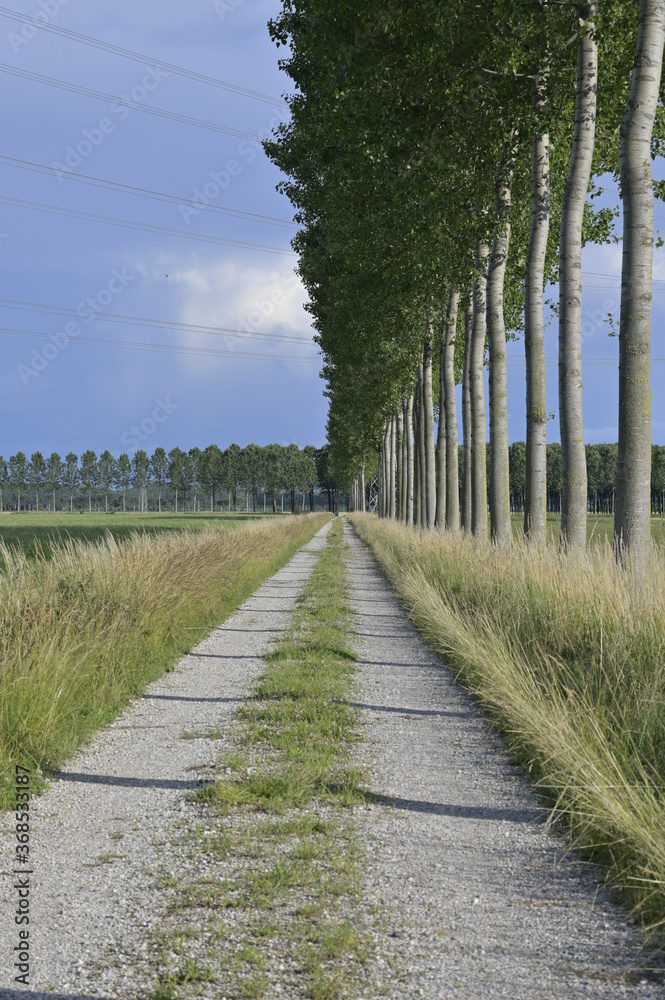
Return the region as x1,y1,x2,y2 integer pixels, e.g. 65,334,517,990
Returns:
0,522,332,999
3,518,665,999
345,520,665,999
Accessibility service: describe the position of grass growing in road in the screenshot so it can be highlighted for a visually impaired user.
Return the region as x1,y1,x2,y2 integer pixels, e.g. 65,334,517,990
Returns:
0,514,329,806
149,517,373,999
350,513,665,936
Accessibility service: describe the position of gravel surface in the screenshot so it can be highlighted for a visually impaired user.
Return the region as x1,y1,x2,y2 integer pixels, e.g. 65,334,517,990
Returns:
0,521,332,1000
3,516,665,1000
345,520,665,999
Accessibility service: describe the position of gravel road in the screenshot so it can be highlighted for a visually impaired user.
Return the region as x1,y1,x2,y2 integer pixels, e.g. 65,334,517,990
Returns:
3,517,665,999
345,520,665,999
0,522,332,1000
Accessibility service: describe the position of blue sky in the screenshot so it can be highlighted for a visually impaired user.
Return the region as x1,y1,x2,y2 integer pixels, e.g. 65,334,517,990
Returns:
0,1,662,461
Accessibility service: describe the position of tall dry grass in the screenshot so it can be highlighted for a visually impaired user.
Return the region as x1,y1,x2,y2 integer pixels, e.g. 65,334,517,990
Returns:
350,513,665,932
0,515,328,805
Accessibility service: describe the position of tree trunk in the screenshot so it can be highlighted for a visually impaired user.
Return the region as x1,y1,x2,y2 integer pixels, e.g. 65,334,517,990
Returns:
417,362,427,528
381,426,388,518
559,3,597,550
435,306,447,529
406,394,414,526
615,0,665,563
462,298,473,533
396,406,404,521
389,411,397,519
471,242,489,540
444,289,460,532
413,387,420,526
175,487,178,513
488,151,515,546
400,399,407,520
524,72,550,542
423,330,436,529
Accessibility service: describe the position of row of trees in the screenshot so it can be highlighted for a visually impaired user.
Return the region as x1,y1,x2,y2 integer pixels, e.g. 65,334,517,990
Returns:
268,0,665,562
0,444,340,514
508,442,665,515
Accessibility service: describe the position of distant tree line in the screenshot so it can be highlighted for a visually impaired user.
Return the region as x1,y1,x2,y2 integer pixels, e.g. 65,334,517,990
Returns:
0,444,343,514
505,444,665,516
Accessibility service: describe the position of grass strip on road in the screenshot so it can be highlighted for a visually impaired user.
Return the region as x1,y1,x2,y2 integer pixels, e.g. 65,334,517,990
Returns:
150,516,372,1000
0,514,329,807
350,513,665,939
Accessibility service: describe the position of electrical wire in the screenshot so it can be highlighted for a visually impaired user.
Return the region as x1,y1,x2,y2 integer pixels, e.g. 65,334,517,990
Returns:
0,6,289,106
0,193,296,254
0,326,319,363
0,62,272,139
0,154,297,229
505,356,665,366
0,296,314,346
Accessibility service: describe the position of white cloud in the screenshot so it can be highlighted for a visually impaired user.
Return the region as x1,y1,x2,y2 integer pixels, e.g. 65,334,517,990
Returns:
124,252,317,378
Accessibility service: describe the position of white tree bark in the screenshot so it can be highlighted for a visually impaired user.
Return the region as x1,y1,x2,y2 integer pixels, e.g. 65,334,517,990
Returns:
471,243,489,540
396,405,404,521
435,304,447,529
559,2,598,550
488,151,515,547
406,394,415,525
524,72,550,542
444,289,460,532
615,0,665,564
423,330,436,529
462,300,473,533
389,410,397,520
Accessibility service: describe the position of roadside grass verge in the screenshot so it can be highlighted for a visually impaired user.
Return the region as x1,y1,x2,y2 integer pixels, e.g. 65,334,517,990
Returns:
149,517,373,999
0,514,329,806
0,511,272,566
350,514,665,935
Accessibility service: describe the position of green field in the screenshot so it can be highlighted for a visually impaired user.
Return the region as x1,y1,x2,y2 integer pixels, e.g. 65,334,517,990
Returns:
0,511,275,562
511,513,665,545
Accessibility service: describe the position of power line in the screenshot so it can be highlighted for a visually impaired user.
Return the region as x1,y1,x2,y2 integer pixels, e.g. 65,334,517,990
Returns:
0,297,313,346
0,155,297,229
0,62,269,140
0,6,289,107
581,270,665,284
0,326,319,364
505,356,665,366
0,193,296,255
